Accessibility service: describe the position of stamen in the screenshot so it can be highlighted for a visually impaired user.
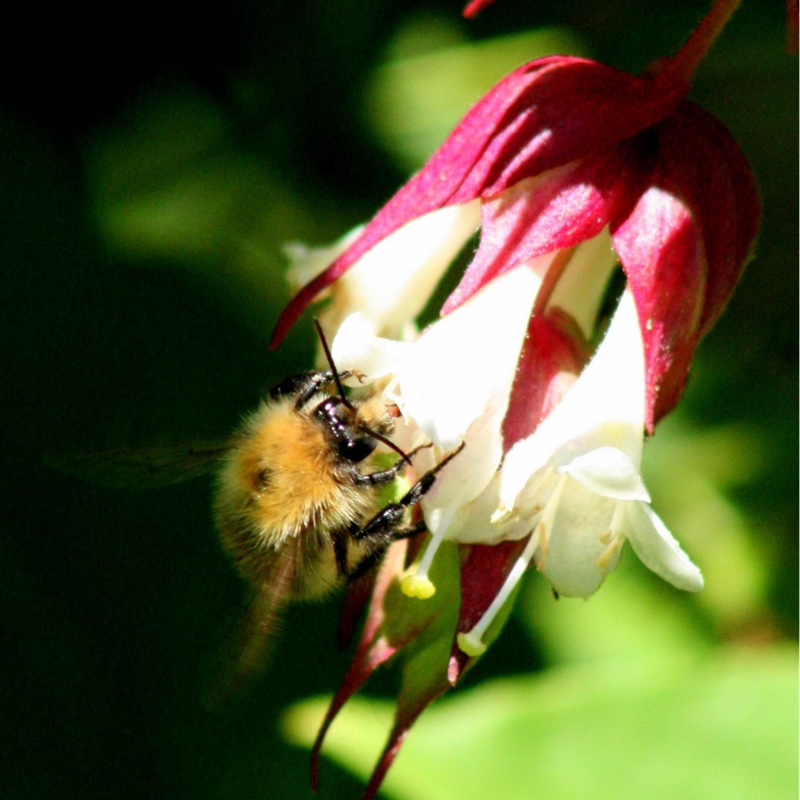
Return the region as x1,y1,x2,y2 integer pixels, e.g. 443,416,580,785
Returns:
531,473,567,571
596,501,627,570
456,630,487,658
456,528,540,657
596,536,624,570
400,527,445,599
609,499,627,532
400,573,436,599
457,473,568,657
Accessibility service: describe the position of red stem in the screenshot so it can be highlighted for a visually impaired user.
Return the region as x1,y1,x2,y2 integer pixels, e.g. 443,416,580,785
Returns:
658,0,744,85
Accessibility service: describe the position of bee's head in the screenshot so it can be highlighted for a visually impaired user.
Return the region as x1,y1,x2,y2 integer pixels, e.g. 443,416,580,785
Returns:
311,396,377,463
313,318,407,466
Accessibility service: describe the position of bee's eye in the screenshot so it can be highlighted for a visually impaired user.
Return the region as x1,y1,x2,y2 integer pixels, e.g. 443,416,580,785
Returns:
338,436,376,463
314,397,379,463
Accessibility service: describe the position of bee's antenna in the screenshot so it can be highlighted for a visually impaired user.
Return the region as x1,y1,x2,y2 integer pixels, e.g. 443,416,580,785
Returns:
314,318,354,412
313,318,412,466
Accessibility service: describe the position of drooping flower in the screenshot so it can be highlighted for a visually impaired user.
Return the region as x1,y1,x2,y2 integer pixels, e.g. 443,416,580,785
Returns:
455,288,704,655
272,22,759,433
272,1,759,796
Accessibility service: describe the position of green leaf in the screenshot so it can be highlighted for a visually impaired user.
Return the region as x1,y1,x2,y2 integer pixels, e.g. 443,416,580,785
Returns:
283,645,798,800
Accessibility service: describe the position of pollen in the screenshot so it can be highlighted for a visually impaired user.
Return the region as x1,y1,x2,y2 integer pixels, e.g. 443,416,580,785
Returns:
534,522,550,570
490,505,513,524
456,631,487,657
596,533,624,570
401,573,436,599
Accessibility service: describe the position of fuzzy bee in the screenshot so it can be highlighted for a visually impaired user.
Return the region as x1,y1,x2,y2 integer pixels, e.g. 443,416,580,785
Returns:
52,321,462,694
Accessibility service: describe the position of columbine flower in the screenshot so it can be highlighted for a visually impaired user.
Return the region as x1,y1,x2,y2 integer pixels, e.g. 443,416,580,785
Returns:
456,288,704,655
497,289,702,595
272,1,760,796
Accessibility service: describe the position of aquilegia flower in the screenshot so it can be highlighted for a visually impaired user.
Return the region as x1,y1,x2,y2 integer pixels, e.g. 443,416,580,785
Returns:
271,2,759,796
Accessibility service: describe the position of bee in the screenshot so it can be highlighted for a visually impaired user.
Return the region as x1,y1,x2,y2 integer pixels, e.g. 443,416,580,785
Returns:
51,321,462,694
210,323,462,688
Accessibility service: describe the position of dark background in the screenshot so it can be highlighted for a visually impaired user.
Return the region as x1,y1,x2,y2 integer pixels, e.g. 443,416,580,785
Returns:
0,1,796,797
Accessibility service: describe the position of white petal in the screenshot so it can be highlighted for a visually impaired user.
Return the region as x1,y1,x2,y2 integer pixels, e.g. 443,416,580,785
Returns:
624,502,704,592
401,264,542,450
557,288,647,441
538,480,618,597
546,228,617,339
336,202,480,336
558,446,650,501
331,313,412,380
499,288,646,511
431,471,511,544
421,397,505,518
334,265,542,525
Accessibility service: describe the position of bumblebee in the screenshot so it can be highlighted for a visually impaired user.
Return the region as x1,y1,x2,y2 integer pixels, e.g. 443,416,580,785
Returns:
208,331,462,694
219,371,415,594
215,321,457,588
50,322,462,692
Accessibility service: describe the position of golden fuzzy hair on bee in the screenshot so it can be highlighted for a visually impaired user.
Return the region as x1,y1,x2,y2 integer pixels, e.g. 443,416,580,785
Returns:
46,320,464,705
213,389,393,598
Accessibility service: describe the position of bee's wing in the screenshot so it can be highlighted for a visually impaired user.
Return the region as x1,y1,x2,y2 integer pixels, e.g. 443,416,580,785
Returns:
203,545,298,708
45,440,230,489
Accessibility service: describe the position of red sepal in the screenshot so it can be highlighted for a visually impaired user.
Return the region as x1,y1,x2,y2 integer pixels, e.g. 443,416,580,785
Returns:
611,103,760,429
270,57,685,347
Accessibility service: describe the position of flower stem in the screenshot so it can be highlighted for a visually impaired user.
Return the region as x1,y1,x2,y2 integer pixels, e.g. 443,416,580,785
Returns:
659,0,743,85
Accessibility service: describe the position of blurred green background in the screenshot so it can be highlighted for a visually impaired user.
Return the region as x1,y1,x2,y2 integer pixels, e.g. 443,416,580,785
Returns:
0,1,796,798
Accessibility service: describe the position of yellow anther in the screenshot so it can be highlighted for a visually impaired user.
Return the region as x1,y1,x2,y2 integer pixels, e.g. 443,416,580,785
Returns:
457,631,487,657
400,573,436,599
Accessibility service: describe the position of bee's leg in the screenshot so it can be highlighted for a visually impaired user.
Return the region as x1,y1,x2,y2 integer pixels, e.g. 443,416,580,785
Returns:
353,443,433,487
345,523,431,583
331,525,356,578
353,443,465,543
345,550,383,582
346,444,465,580
268,370,360,408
